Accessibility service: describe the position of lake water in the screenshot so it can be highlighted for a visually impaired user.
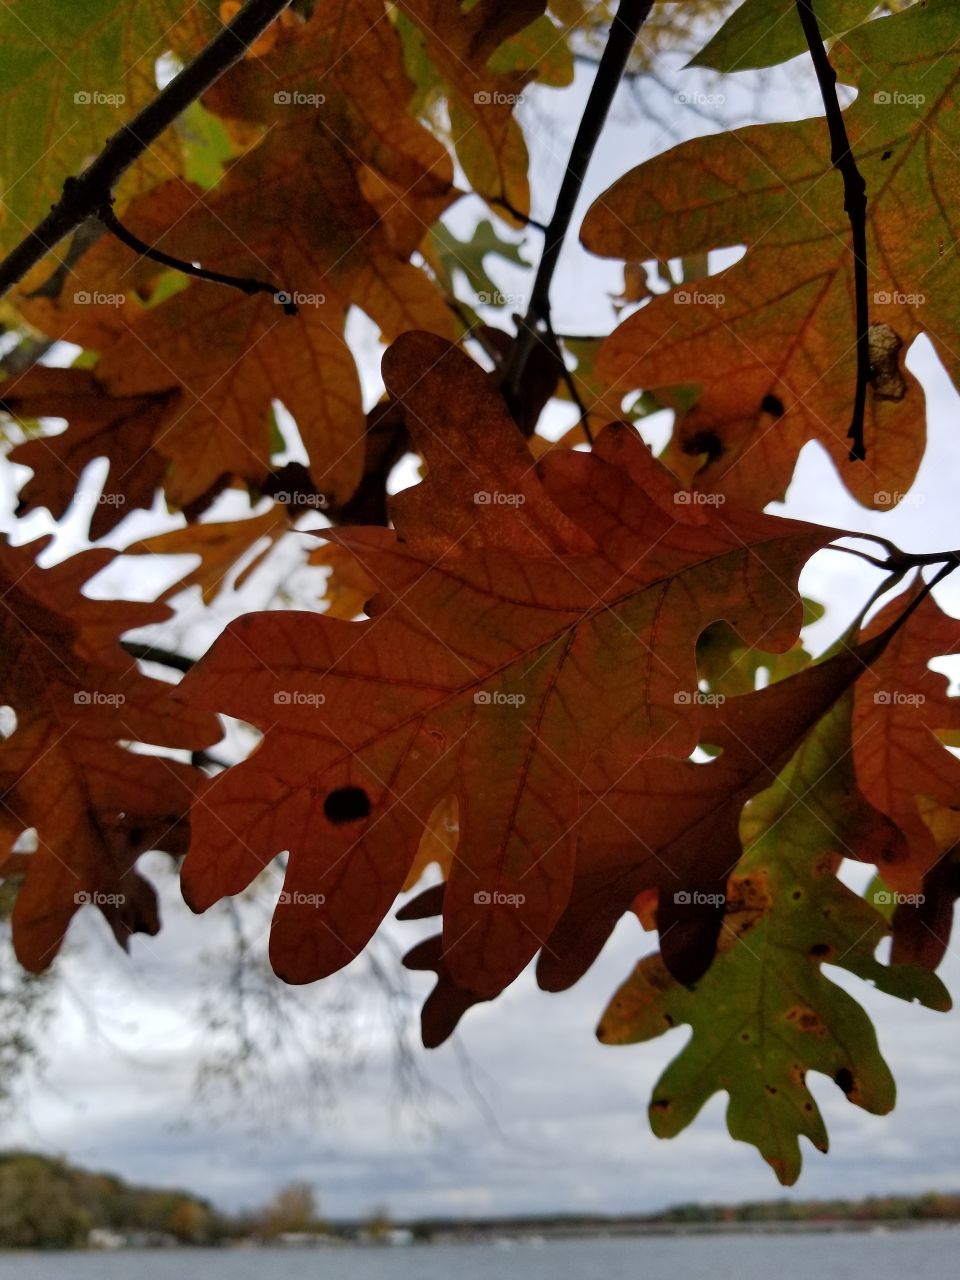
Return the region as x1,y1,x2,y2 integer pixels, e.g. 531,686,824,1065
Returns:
0,1230,956,1280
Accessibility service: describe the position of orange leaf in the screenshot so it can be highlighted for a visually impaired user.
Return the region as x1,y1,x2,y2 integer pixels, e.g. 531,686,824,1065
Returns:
4,368,177,539
0,541,220,970
128,508,289,605
853,586,960,890
19,2,455,509
578,7,960,508
178,334,833,1000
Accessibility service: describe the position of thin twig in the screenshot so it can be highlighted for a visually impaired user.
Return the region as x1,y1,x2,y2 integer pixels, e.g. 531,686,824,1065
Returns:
503,0,656,404
487,197,549,233
544,313,594,443
122,640,194,673
828,540,960,575
796,0,870,463
0,0,293,301
97,202,297,313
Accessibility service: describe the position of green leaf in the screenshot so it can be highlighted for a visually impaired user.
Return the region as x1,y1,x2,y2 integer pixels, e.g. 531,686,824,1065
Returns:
428,218,530,302
689,0,880,72
0,0,217,256
598,694,950,1185
487,15,574,87
178,100,235,191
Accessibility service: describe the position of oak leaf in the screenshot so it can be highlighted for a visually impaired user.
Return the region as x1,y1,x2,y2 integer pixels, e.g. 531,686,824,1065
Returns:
4,367,177,538
597,695,949,1185
0,541,220,970
853,584,960,891
581,1,960,508
127,508,289,605
177,333,833,1000
18,1,456,509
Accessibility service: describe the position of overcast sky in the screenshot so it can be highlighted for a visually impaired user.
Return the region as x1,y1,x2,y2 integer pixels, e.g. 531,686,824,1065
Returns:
2,12,959,1220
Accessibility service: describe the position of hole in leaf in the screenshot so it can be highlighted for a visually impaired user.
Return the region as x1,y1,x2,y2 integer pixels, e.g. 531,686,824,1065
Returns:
834,1067,855,1096
324,786,371,825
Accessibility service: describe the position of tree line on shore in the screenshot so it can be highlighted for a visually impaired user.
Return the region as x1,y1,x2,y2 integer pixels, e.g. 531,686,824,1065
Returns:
1,1150,958,1250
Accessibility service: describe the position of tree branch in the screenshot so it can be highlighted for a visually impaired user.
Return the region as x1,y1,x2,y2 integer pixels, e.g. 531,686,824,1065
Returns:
0,0,293,302
796,0,870,463
503,0,656,404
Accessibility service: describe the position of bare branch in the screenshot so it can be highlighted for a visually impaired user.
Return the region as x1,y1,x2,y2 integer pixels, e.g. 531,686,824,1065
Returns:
796,0,870,463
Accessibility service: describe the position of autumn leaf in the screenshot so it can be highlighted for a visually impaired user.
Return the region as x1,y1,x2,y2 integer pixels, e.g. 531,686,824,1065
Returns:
177,333,832,1001
395,0,546,218
17,1,456,508
534,630,894,996
309,543,375,622
0,540,220,970
853,584,960,891
597,693,949,1186
3,367,177,538
127,507,289,605
581,1,960,508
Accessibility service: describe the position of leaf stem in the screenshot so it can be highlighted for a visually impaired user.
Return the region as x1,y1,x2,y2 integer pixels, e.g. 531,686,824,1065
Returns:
0,0,293,301
796,0,870,463
97,203,298,313
503,0,656,406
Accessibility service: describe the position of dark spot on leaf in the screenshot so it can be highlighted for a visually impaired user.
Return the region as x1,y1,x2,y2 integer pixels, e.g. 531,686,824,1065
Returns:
129,827,145,845
809,942,831,958
834,1067,855,1096
682,430,724,463
881,150,893,161
765,1084,778,1095
651,1098,671,1112
791,889,802,900
324,786,371,825
664,1013,674,1027
761,393,785,417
